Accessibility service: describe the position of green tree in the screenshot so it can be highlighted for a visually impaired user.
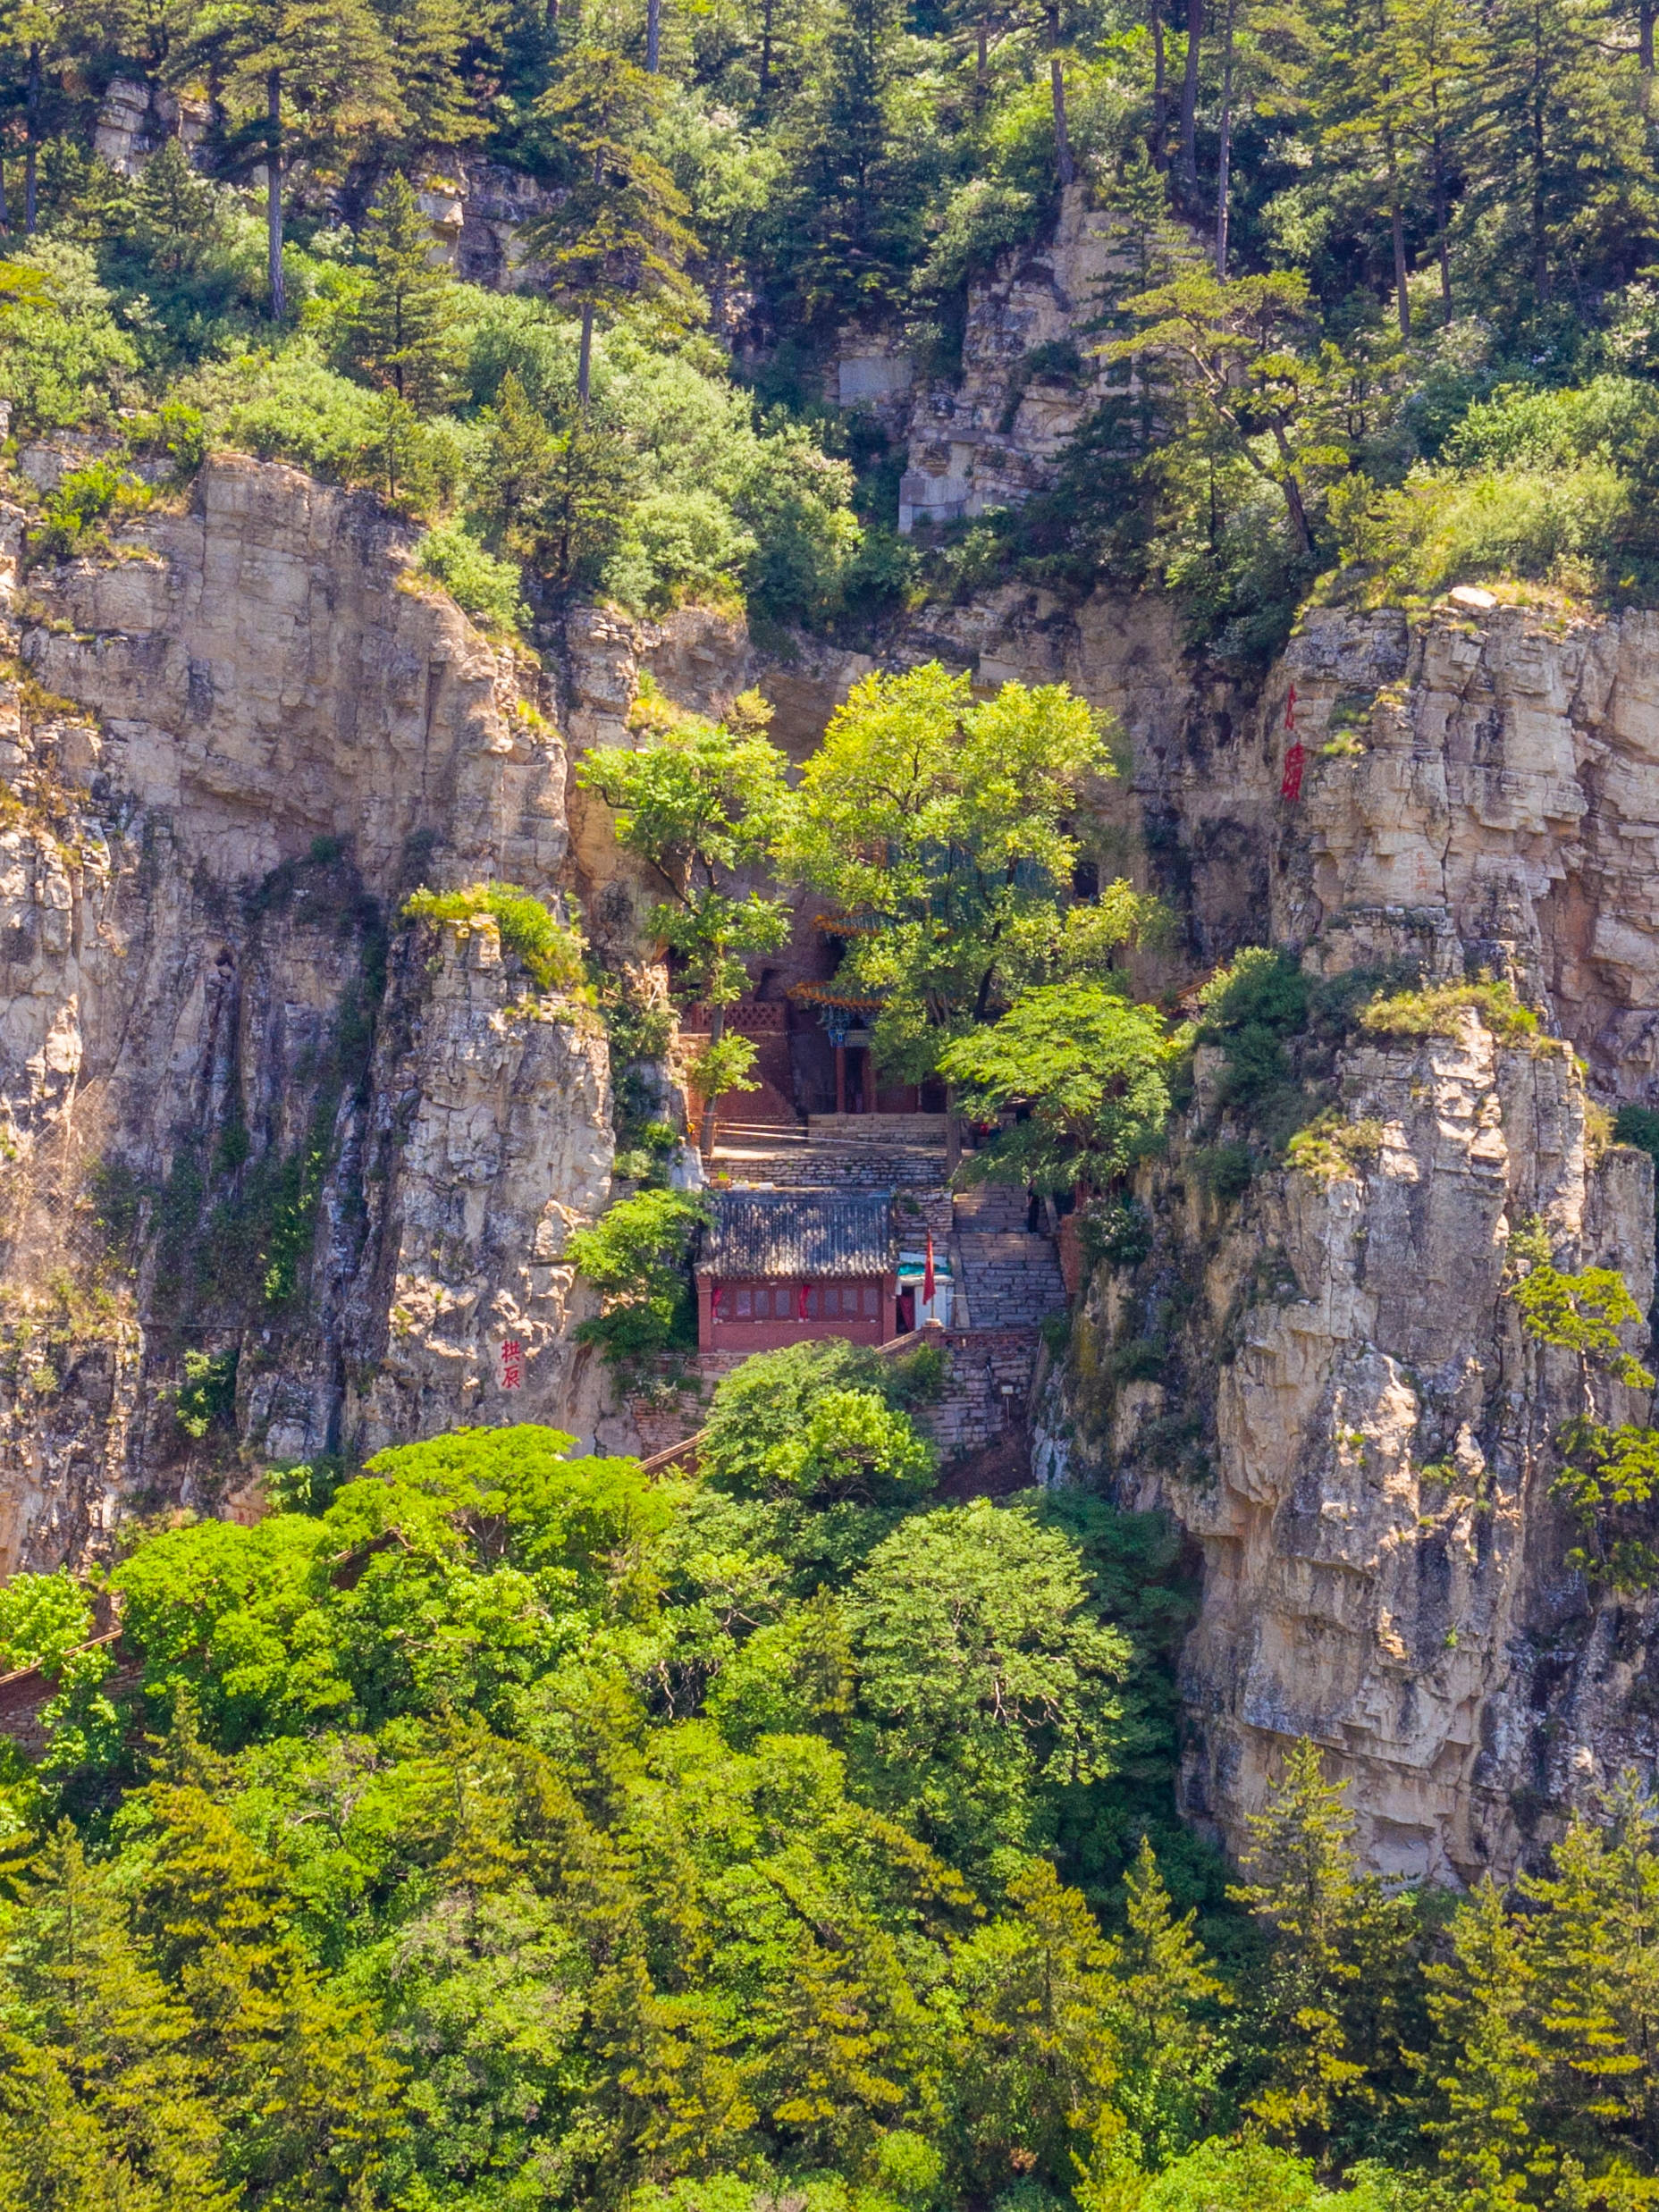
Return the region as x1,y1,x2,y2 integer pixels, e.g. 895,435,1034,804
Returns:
1422,1878,1542,2209
0,1823,228,2208
472,368,560,554
568,1186,712,1375
772,665,1137,1149
696,1334,943,1501
1462,0,1656,315
578,694,791,1156
938,980,1174,1195
374,0,482,155
0,0,97,235
341,172,461,411
1550,1420,1659,1590
776,0,933,324
846,1495,1134,1863
167,0,400,318
1230,1739,1419,2159
1104,1838,1227,2167
518,46,695,403
1110,268,1347,558
950,1856,1125,2192
1520,1777,1659,2179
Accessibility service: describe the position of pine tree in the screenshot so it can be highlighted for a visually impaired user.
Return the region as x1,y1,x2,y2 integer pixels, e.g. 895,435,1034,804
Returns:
951,1856,1124,2191
473,369,559,553
0,0,97,234
1229,1738,1417,2157
1520,1775,1659,2176
168,0,401,318
1103,1837,1226,2168
135,1778,403,2202
342,172,461,412
123,139,232,281
779,0,931,328
518,46,695,404
0,1822,229,2208
1462,0,1657,313
375,0,481,154
1422,1878,1543,2210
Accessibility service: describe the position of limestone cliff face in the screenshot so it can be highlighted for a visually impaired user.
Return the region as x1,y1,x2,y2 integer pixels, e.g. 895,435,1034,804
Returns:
0,456,615,1569
8,434,1659,1887
1033,597,1659,1880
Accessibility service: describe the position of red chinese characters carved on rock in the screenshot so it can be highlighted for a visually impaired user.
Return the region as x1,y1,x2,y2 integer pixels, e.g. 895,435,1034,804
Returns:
1280,685,1304,802
501,1339,524,1391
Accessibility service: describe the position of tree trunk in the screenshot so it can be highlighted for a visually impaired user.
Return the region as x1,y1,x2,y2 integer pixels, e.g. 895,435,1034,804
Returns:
1213,0,1234,273
1277,456,1313,554
699,1005,725,1162
1179,0,1201,189
1434,131,1452,316
646,0,661,69
945,1082,961,1174
1150,0,1167,169
760,0,775,107
1047,7,1074,188
0,155,9,235
24,44,40,235
1383,115,1409,339
577,298,595,404
1643,0,1655,113
1530,27,1548,301
266,70,284,320
976,13,989,105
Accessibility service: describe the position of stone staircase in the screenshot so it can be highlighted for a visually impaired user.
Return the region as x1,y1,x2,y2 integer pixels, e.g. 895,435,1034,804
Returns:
952,1182,1032,1232
712,1124,948,1191
952,1183,1066,1329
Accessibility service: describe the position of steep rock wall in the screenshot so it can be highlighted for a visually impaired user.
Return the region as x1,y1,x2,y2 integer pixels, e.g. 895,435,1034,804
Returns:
1034,596,1659,1880
0,456,616,1569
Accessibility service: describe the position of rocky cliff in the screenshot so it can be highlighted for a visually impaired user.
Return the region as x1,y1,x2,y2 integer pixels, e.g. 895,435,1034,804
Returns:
568,569,1659,1880
0,454,616,1570
1020,593,1659,1881
8,433,1659,1888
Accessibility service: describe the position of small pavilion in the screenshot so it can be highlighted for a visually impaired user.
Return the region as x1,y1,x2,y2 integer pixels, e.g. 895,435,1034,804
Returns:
695,1189,899,1351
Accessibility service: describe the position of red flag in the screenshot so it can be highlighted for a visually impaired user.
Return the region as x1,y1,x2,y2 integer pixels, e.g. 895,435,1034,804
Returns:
1281,742,1306,803
923,1232,936,1307
1284,684,1298,729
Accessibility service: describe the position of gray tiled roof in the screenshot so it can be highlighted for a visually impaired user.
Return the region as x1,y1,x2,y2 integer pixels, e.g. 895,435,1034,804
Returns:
700,1189,893,1278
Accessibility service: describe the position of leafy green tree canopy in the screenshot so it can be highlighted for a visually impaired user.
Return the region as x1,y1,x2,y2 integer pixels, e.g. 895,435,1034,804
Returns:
938,980,1175,1192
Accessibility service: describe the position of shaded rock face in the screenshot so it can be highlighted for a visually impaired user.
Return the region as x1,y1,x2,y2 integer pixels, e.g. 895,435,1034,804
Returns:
0,457,615,1570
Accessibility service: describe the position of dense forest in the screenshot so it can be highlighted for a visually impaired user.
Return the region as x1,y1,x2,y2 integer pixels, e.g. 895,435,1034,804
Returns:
0,1357,1654,2212
7,0,1659,2205
5,0,1659,653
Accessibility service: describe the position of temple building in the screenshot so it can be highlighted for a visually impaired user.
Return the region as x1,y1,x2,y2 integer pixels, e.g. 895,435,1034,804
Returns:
695,1190,899,1351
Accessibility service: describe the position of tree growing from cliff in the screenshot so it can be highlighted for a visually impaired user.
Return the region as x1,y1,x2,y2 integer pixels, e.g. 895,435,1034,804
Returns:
937,980,1175,1194
771,664,1160,1156
341,172,461,412
517,46,695,404
167,0,400,317
578,688,791,1157
1107,268,1344,559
